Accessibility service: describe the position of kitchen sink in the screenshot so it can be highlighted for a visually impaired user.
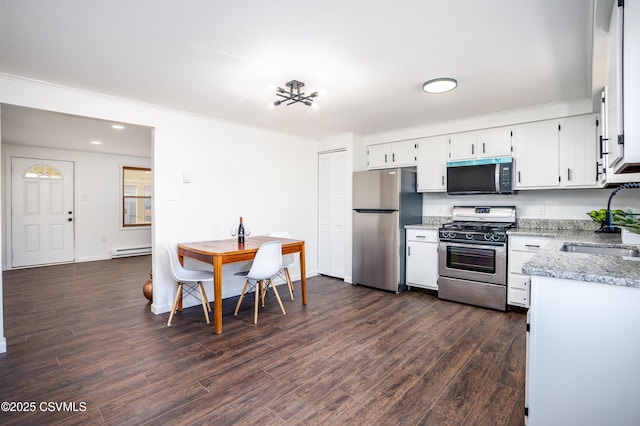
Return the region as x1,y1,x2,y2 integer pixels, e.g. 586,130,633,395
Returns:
560,243,640,258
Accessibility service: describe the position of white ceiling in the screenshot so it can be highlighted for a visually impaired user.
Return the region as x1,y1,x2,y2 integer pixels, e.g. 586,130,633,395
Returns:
1,105,153,157
0,0,598,154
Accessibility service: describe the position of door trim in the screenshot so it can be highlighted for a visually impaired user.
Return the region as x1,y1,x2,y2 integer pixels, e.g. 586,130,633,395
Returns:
8,156,76,269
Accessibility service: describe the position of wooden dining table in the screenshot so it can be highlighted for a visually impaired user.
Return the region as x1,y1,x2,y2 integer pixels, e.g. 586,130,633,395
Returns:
178,236,306,334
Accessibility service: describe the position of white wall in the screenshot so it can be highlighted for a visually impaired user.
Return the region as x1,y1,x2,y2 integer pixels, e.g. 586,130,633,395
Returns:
2,144,152,266
0,74,319,351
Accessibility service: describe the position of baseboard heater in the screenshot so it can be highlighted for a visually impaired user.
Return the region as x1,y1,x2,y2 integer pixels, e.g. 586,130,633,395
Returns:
111,246,152,258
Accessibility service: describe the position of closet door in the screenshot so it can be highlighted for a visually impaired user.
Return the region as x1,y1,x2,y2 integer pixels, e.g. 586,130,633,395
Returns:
318,150,346,278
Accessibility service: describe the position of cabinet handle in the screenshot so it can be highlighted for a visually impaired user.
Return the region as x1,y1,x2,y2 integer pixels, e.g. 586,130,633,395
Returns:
471,144,475,155
482,142,486,153
518,171,521,183
599,135,604,159
385,154,388,163
408,246,411,256
525,244,540,249
441,175,445,186
392,153,395,162
416,235,426,239
567,168,572,181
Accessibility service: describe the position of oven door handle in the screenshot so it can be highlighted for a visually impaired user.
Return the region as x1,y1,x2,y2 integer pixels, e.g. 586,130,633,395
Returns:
438,239,505,248
438,241,507,252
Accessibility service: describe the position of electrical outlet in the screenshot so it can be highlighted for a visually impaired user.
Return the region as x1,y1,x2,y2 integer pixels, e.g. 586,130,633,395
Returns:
536,205,545,215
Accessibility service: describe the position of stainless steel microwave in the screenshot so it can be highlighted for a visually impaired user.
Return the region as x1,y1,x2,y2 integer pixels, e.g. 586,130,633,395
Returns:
446,157,513,195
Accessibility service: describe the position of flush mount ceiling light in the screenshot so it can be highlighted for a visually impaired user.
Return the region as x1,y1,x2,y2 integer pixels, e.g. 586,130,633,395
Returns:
422,77,458,94
274,80,319,106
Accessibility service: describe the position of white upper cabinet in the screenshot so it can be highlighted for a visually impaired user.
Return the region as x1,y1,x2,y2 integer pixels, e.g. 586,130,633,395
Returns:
367,144,392,169
448,132,478,161
513,120,561,189
367,140,417,169
477,127,513,158
391,140,418,166
448,127,512,161
514,115,600,190
560,114,599,188
417,136,447,192
606,0,640,173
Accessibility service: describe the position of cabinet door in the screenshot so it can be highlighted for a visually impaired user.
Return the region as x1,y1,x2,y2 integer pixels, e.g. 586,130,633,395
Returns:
478,127,512,158
417,136,447,192
448,132,477,161
561,115,598,188
507,273,529,306
406,240,438,290
391,140,417,166
513,120,560,189
367,144,392,169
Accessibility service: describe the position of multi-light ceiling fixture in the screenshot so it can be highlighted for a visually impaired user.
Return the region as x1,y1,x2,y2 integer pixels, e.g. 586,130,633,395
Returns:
273,80,319,107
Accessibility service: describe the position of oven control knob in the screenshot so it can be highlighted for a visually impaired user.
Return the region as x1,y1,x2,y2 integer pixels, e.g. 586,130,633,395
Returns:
484,233,491,240
466,233,474,240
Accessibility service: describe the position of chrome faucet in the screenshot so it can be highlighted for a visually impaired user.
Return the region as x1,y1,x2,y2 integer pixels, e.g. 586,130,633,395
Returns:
605,182,640,231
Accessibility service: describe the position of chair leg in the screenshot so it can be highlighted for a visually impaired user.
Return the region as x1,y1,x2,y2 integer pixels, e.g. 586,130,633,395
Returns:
268,279,287,316
234,279,250,315
284,267,294,300
200,282,212,312
197,282,210,324
254,280,260,324
167,283,183,326
260,280,266,307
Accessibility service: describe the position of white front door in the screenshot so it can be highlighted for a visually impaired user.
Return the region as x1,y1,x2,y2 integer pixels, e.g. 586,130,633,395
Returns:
11,157,75,267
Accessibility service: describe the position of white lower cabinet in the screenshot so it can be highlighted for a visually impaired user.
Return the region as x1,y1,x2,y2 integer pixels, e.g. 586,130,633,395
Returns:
507,235,551,308
406,229,438,290
526,275,640,425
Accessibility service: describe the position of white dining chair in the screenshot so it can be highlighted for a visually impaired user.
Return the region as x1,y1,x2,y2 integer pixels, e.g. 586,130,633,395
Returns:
234,241,286,324
165,243,213,326
269,231,295,300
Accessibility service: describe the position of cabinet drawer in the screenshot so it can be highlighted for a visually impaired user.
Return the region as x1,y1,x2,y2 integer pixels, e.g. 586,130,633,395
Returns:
407,229,438,243
508,286,528,306
509,272,530,290
509,235,551,252
509,250,537,274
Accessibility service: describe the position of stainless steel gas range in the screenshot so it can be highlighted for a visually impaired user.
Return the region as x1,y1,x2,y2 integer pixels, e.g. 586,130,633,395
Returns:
437,206,516,311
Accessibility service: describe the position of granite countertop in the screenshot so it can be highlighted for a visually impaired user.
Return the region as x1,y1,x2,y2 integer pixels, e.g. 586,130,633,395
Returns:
513,227,640,289
405,223,441,230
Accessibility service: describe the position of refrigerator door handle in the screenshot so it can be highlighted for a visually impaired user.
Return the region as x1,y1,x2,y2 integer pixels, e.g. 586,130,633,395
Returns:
354,209,397,214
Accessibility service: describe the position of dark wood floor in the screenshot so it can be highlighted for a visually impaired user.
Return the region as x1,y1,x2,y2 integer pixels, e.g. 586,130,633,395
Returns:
0,256,526,425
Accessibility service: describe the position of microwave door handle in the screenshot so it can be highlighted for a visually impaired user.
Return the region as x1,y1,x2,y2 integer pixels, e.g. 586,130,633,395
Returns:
495,164,500,192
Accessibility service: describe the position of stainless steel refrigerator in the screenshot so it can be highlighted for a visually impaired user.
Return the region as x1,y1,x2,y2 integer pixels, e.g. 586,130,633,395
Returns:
352,168,422,292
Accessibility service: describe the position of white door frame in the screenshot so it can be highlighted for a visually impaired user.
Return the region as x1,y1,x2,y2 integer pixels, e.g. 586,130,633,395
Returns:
8,156,76,268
